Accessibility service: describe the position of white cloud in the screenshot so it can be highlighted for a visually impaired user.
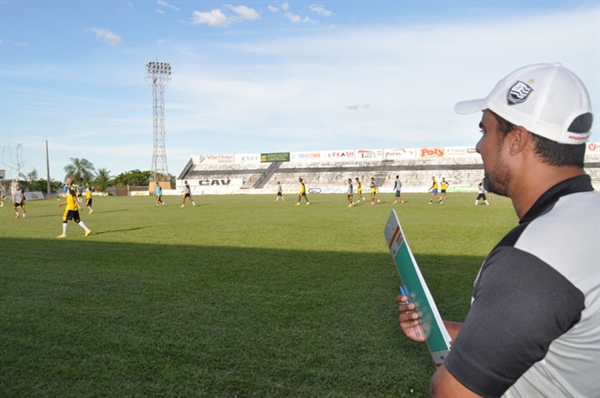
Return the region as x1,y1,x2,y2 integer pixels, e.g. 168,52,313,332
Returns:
225,5,260,21
88,28,124,47
157,0,180,12
118,2,134,12
192,6,259,27
284,12,314,24
268,5,278,12
156,9,165,14
192,9,229,27
346,104,370,110
309,4,332,17
281,2,289,11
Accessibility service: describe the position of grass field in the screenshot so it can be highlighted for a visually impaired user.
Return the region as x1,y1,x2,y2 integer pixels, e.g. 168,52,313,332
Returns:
1,192,518,397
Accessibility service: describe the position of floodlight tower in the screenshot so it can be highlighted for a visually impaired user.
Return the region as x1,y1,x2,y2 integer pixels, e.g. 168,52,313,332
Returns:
145,61,172,183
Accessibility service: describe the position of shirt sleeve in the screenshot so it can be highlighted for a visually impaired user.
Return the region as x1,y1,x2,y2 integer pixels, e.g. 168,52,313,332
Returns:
444,246,584,397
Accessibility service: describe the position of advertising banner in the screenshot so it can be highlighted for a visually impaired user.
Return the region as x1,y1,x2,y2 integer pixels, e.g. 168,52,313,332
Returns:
384,148,417,160
419,147,446,158
290,151,323,162
356,149,384,160
261,152,290,162
195,154,235,164
585,142,600,161
324,150,355,161
235,154,261,164
444,146,481,158
24,191,45,201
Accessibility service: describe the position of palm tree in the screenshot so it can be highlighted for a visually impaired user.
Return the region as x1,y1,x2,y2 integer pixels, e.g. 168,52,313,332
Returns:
95,167,111,182
93,167,112,193
63,158,96,185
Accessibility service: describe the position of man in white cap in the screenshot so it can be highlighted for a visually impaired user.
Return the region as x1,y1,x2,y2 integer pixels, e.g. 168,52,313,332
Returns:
396,63,599,397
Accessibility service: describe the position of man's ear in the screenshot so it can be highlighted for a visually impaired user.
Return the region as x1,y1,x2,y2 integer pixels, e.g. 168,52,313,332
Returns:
507,126,530,156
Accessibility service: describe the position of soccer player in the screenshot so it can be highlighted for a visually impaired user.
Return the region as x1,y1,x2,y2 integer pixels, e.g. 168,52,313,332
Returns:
474,180,490,206
393,175,404,204
57,178,91,238
181,180,196,207
13,184,26,219
428,176,442,204
296,177,309,205
275,182,284,202
370,177,380,205
76,185,83,203
346,178,354,207
85,182,94,213
396,63,599,397
1,186,5,207
355,177,365,201
440,178,449,200
155,182,166,207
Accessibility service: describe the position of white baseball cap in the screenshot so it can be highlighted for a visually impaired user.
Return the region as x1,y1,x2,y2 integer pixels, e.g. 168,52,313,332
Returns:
455,63,593,144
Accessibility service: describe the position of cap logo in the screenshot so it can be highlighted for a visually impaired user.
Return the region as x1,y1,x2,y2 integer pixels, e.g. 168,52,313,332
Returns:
507,81,533,106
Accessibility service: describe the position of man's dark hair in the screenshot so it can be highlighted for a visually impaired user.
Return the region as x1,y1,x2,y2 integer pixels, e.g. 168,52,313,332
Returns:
490,110,587,167
530,134,585,167
490,110,516,138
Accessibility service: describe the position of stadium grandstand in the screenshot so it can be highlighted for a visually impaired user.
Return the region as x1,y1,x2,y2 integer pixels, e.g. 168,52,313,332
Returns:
176,143,600,195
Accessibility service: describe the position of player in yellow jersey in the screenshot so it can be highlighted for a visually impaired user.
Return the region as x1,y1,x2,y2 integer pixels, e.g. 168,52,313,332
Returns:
57,178,91,238
428,176,442,204
355,177,365,201
440,178,449,201
370,177,380,205
296,177,309,205
85,182,94,214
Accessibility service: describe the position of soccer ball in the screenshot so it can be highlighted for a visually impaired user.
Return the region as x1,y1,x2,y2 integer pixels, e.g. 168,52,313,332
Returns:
377,199,380,204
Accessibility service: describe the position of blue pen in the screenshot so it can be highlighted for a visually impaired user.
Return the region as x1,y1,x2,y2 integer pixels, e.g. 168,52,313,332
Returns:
399,286,410,305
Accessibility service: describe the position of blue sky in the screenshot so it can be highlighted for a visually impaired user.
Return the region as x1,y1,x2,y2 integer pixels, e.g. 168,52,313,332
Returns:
1,1,598,181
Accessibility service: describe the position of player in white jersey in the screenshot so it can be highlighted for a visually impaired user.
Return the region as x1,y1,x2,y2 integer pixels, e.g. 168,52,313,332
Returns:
13,184,26,219
393,175,404,204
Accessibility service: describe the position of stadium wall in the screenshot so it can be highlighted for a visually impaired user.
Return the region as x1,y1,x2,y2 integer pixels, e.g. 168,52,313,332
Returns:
176,143,600,195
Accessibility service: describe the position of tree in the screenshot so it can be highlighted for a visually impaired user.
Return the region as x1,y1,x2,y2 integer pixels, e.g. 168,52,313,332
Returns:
113,169,152,186
93,167,112,193
17,168,39,191
29,178,63,192
25,169,38,182
17,168,38,189
64,158,96,185
13,168,63,192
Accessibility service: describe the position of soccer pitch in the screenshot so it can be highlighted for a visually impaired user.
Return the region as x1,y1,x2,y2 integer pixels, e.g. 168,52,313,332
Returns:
1,192,517,397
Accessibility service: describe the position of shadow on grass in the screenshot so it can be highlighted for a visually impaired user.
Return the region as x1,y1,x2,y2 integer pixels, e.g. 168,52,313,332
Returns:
1,237,483,398
91,226,151,235
92,208,131,214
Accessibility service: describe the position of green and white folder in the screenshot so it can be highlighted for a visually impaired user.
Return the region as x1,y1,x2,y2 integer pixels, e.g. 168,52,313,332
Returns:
384,209,452,367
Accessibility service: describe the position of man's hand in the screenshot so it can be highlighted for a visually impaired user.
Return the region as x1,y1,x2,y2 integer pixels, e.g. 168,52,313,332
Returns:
395,294,426,342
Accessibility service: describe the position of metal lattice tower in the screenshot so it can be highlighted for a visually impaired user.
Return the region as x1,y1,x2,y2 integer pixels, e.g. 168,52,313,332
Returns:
145,61,172,183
